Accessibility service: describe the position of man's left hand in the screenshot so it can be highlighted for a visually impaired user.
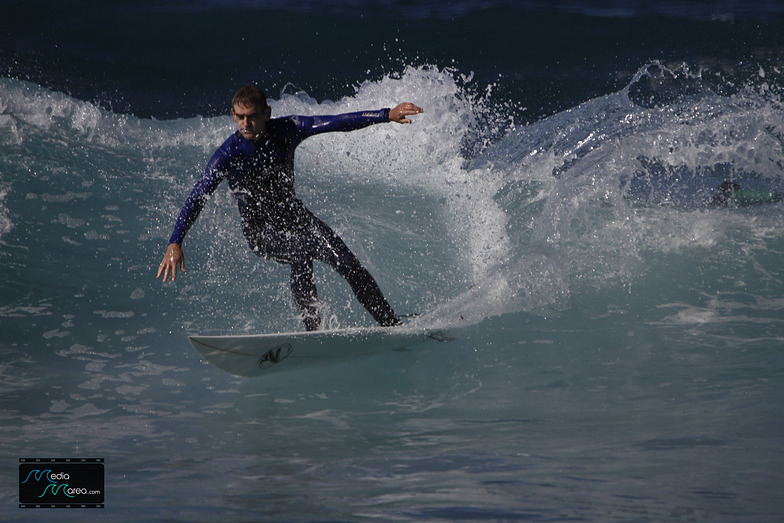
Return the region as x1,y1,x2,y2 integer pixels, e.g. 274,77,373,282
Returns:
389,102,423,124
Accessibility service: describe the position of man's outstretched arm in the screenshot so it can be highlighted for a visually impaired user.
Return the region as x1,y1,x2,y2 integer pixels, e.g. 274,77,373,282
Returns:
303,102,424,136
156,157,228,283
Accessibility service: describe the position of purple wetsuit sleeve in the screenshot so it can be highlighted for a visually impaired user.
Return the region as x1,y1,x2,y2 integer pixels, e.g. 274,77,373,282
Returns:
168,162,225,245
298,109,390,137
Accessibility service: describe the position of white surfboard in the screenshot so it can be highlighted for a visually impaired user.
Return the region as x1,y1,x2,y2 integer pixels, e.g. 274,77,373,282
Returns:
188,326,449,377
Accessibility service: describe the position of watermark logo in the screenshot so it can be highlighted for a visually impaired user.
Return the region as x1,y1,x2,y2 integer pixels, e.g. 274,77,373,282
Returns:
258,343,293,369
19,458,104,509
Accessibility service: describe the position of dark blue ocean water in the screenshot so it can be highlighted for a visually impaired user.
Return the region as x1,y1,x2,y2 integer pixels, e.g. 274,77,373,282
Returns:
2,1,784,521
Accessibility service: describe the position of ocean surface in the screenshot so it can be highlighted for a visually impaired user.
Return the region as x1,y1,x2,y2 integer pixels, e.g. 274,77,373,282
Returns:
2,1,784,521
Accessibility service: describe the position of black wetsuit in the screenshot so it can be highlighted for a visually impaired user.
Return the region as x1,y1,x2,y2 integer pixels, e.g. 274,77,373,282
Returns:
168,110,400,330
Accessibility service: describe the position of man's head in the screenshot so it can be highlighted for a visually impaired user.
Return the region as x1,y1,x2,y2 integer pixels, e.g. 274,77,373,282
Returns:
231,84,271,140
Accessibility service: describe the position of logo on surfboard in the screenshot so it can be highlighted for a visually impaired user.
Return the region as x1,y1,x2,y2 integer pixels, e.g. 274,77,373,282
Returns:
258,343,293,369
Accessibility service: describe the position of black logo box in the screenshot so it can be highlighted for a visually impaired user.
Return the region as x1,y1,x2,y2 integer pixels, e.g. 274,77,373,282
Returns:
19,458,104,508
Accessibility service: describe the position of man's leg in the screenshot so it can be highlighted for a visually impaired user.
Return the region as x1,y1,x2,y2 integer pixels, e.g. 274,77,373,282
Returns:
245,225,322,331
309,217,401,327
289,256,321,331
335,260,402,327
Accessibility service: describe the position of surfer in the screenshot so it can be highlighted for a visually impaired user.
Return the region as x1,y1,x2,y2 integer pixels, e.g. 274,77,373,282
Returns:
710,181,784,207
156,84,423,331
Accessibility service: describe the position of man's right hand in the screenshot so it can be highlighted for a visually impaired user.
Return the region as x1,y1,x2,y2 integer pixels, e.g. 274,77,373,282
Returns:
157,243,186,282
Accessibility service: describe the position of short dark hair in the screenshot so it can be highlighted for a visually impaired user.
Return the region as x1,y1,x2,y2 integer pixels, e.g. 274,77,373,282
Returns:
232,84,268,110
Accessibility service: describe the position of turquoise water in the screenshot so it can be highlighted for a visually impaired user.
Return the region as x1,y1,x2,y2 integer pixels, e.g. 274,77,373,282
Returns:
2,2,784,521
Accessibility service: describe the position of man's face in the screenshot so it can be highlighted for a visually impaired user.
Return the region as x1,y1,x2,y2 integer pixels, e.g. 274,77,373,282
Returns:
232,102,270,140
